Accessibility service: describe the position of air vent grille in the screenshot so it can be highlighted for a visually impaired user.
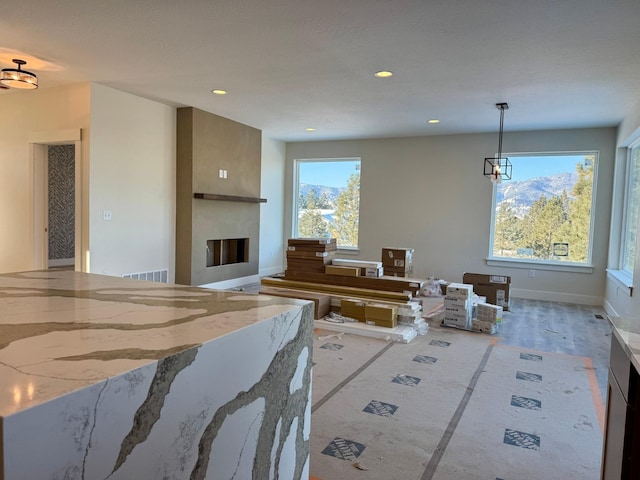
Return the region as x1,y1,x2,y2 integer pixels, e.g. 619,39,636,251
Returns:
122,269,168,283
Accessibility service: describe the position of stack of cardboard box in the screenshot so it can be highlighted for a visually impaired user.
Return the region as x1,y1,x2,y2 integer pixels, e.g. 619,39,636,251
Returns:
285,238,336,274
443,283,473,330
462,273,511,311
381,247,414,277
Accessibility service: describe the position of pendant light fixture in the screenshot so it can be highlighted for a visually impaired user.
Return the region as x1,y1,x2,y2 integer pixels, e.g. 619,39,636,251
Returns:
1,59,38,90
484,102,511,184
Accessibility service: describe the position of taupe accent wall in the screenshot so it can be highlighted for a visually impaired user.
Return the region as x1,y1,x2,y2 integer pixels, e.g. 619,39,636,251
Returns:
176,107,262,286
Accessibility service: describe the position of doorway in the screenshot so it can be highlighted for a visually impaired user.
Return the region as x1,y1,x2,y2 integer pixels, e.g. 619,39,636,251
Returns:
30,129,84,272
47,145,75,269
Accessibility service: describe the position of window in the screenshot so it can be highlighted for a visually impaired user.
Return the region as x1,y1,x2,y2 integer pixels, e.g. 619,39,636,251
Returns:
621,141,640,275
489,152,597,266
293,158,361,249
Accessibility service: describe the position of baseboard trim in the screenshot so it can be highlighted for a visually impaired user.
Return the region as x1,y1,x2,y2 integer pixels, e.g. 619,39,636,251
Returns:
602,299,619,318
199,274,261,291
511,288,603,306
259,265,285,277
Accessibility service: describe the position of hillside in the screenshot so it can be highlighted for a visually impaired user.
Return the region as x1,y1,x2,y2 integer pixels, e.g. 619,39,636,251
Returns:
497,172,578,217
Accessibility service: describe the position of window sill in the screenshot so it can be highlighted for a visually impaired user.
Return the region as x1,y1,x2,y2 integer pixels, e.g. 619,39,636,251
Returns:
337,247,360,256
485,257,594,273
606,269,633,296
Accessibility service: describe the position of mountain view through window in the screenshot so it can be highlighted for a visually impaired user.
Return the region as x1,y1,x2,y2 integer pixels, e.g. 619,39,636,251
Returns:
491,153,597,264
294,159,360,249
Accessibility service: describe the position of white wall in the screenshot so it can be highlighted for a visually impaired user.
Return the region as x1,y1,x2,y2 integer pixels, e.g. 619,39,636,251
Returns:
0,84,90,274
286,127,616,305
89,84,176,281
259,136,286,277
605,96,640,318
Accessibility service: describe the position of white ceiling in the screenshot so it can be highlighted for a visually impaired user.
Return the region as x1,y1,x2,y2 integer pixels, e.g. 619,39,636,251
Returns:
1,0,639,142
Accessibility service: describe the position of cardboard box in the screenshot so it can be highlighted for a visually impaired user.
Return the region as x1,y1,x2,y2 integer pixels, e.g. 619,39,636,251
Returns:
361,266,384,277
286,249,334,258
384,265,413,276
444,304,470,315
340,299,366,322
446,283,474,299
365,303,398,322
444,296,471,309
332,259,383,269
365,318,397,328
325,265,361,277
288,238,337,246
476,303,503,323
443,310,471,330
463,273,511,311
382,247,414,268
471,319,498,334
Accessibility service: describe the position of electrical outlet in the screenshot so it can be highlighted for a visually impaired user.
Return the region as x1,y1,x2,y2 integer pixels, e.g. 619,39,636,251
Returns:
528,269,535,278
102,210,112,221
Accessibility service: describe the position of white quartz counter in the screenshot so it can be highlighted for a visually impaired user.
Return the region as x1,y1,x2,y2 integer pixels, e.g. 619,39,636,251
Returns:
609,316,640,374
0,270,314,479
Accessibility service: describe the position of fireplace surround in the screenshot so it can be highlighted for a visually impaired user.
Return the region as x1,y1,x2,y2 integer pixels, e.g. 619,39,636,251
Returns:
175,107,263,286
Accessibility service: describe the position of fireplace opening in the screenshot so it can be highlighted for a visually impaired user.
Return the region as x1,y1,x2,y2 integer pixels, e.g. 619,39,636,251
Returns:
206,238,249,267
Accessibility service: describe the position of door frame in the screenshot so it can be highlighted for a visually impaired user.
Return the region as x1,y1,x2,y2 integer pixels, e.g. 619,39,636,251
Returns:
29,129,86,271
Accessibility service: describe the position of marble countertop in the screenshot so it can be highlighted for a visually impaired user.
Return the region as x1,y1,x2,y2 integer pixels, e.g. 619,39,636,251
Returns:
609,316,640,373
0,270,308,418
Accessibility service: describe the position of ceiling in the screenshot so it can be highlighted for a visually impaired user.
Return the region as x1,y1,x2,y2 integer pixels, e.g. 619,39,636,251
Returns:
1,0,640,142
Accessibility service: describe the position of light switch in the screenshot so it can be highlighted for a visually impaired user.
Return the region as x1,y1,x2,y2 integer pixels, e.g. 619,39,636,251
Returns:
103,210,112,221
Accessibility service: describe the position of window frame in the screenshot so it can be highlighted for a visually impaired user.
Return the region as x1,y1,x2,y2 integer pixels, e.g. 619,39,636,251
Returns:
292,157,361,252
487,151,598,272
620,139,640,278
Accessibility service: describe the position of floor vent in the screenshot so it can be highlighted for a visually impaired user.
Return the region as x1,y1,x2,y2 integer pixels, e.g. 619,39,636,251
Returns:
122,269,168,283
594,314,604,319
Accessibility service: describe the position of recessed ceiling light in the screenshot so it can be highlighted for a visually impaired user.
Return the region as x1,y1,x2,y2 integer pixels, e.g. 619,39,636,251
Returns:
428,119,440,124
305,128,316,132
374,70,393,78
211,89,227,95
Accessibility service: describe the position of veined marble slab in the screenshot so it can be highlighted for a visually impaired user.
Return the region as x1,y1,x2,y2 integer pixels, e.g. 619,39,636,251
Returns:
609,315,640,373
0,270,313,480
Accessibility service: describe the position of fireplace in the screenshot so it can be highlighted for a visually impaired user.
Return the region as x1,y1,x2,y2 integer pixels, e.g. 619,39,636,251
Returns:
206,238,249,267
175,107,263,286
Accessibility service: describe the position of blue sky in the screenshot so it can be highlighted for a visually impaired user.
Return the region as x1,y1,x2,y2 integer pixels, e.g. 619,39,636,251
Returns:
507,154,592,182
299,160,360,187
298,154,591,187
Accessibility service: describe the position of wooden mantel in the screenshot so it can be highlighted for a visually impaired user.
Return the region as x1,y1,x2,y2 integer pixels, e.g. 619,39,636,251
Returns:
193,193,267,203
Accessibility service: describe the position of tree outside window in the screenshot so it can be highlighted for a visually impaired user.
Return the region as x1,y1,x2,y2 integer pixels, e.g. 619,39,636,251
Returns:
490,153,597,265
294,159,360,248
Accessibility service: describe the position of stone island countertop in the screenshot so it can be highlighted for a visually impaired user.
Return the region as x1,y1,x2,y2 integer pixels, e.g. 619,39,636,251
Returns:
609,315,640,374
0,270,313,480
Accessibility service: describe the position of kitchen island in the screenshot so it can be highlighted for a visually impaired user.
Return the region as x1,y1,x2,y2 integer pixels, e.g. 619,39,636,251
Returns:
601,316,640,479
0,270,313,480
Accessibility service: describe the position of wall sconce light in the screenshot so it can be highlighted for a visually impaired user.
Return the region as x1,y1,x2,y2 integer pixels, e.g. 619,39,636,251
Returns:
484,102,511,184
1,59,38,90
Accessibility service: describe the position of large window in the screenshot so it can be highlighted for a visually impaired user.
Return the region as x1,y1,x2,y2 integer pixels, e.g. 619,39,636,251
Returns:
621,142,640,275
293,158,360,249
489,152,597,266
